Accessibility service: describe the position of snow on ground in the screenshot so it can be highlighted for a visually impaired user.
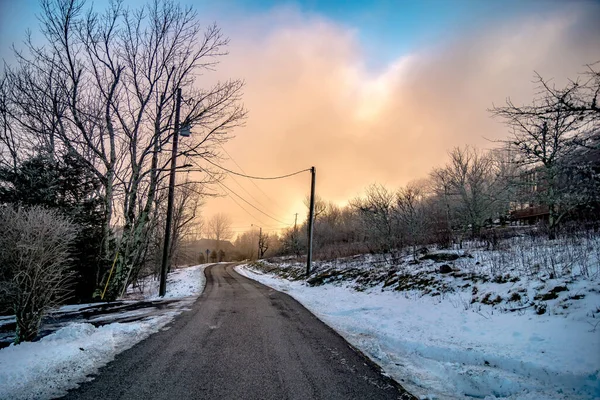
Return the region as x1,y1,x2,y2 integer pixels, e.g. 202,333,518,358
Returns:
124,263,208,300
0,264,209,400
236,258,600,400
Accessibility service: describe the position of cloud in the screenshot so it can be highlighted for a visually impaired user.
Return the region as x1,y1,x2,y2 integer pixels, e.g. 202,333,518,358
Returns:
199,2,600,230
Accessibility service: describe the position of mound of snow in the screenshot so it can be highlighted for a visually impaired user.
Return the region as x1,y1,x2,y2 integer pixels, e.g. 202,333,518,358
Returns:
236,262,600,400
0,263,210,400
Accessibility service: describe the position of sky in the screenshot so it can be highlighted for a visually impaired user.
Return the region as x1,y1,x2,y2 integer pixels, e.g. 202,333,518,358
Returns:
1,0,599,238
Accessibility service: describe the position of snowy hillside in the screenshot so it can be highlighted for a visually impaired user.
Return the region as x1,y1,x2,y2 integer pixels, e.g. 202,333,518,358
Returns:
237,233,600,400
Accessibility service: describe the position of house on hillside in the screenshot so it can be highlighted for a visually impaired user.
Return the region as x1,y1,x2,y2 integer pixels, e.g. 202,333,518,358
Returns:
509,132,600,226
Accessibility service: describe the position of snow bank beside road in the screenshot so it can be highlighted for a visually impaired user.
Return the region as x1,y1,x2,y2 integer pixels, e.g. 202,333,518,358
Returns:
124,263,208,300
0,317,173,400
0,263,209,400
236,264,600,400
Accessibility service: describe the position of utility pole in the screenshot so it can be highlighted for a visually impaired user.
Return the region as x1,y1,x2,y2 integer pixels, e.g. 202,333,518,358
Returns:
258,226,262,259
252,224,262,259
159,88,181,297
306,166,316,276
293,212,298,252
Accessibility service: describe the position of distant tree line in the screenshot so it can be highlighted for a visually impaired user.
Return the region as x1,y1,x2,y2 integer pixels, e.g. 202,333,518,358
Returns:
272,63,600,261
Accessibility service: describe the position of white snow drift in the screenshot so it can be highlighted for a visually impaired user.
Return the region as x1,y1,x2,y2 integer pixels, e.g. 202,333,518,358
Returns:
0,264,208,400
236,257,600,400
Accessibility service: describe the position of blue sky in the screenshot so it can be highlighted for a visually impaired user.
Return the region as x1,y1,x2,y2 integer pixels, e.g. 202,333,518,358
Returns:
1,0,596,226
0,0,561,66
204,0,556,68
231,0,536,51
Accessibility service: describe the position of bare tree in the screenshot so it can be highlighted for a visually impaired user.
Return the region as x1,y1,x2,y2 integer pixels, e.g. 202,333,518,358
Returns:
429,168,455,247
130,177,205,285
169,181,205,268
350,184,401,253
234,230,256,260
279,225,306,258
530,62,600,126
1,0,246,298
206,213,233,249
304,194,327,222
0,206,77,343
440,146,503,238
258,230,270,258
396,181,429,260
491,80,594,239
0,76,20,171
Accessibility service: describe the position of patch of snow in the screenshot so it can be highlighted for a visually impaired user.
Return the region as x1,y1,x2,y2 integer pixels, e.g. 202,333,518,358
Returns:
0,263,210,400
0,317,173,399
57,302,111,313
124,263,209,300
0,316,14,329
236,264,600,400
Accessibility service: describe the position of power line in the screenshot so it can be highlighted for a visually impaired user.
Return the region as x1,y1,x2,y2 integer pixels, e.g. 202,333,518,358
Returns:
218,143,291,214
201,168,293,226
217,183,269,226
224,166,273,211
185,183,270,228
218,179,293,226
202,157,311,180
230,224,288,230
229,228,282,233
220,187,291,231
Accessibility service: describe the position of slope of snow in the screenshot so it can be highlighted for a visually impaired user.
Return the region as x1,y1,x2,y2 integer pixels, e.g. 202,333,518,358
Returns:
0,263,209,400
236,264,600,400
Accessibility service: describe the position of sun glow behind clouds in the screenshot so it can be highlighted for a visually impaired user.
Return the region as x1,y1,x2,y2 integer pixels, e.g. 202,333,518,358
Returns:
0,1,597,234
344,55,415,123
199,3,600,230
192,3,600,230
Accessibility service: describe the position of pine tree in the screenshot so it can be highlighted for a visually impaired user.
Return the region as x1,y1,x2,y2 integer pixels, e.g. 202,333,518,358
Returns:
0,151,106,301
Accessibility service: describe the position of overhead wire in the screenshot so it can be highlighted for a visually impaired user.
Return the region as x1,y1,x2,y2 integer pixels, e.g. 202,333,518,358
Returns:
186,152,307,231
218,143,292,214
184,183,270,228
217,179,293,226
218,184,269,227
222,166,273,211
202,157,311,180
200,167,294,226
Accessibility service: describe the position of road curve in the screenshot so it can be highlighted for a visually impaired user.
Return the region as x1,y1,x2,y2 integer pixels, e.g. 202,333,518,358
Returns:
63,263,415,400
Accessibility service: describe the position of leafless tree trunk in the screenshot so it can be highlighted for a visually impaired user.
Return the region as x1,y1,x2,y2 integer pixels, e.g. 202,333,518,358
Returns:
430,167,454,247
2,0,246,298
397,182,429,261
439,146,503,238
350,184,401,254
168,180,205,270
258,231,270,258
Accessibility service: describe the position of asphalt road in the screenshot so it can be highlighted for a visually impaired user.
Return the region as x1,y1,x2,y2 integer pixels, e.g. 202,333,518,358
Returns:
63,263,415,400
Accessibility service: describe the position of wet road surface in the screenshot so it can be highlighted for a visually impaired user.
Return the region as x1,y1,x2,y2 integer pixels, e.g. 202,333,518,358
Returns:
62,263,415,400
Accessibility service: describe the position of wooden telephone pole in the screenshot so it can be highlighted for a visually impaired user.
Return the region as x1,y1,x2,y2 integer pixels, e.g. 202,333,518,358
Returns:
253,224,263,260
306,166,316,276
159,88,181,297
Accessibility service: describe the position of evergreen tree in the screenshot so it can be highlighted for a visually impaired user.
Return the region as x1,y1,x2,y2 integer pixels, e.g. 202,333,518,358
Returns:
0,151,106,301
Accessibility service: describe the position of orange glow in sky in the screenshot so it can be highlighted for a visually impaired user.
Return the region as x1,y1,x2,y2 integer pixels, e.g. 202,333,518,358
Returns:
192,3,599,237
